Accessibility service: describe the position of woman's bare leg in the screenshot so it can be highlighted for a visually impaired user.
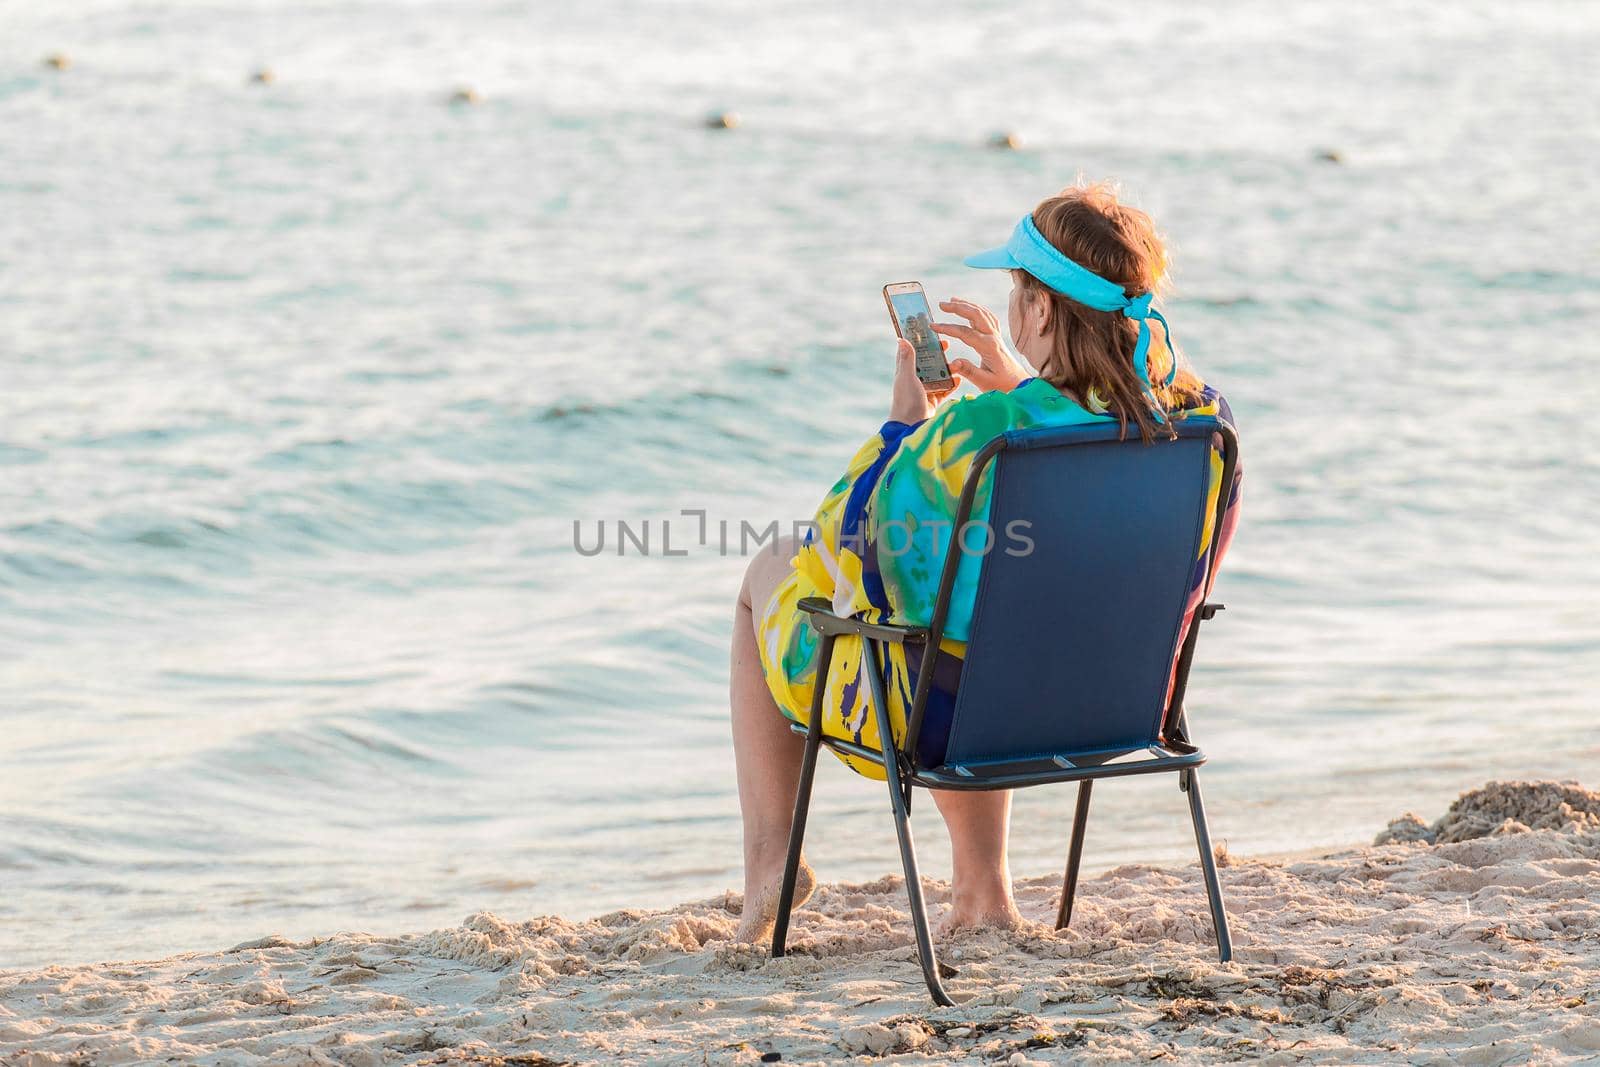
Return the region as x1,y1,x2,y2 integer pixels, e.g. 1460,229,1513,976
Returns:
730,537,815,942
930,788,1023,933
729,537,1017,939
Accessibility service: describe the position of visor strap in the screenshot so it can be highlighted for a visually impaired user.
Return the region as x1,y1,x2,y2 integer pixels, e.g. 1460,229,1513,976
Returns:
1130,307,1177,424
1131,319,1164,424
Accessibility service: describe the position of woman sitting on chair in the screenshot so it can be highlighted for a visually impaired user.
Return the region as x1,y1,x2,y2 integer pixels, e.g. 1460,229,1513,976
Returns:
730,181,1243,942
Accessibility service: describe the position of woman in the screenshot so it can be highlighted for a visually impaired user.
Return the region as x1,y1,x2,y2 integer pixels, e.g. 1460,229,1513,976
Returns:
730,182,1242,942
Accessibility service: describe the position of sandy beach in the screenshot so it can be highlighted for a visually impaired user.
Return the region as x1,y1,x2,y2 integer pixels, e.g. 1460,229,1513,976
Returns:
5,781,1600,1065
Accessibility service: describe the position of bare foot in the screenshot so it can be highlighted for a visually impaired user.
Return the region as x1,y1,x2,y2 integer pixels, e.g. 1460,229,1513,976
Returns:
733,860,816,943
935,898,1025,940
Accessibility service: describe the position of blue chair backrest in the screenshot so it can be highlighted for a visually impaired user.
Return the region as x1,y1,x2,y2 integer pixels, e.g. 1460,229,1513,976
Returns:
939,419,1220,766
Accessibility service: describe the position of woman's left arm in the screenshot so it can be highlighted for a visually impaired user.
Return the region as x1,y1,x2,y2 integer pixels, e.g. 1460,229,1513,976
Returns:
792,338,962,617
840,339,952,563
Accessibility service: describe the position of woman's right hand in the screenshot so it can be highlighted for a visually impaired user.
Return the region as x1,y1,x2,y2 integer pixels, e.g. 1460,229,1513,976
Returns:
932,297,1032,394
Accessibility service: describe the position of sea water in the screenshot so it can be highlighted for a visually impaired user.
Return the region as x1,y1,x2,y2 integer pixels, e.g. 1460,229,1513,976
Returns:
2,0,1597,969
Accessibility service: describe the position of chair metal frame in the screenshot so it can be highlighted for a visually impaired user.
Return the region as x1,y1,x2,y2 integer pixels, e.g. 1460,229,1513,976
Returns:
769,417,1239,1005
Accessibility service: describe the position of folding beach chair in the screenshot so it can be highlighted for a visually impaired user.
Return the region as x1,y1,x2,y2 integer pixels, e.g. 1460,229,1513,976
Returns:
770,416,1239,1005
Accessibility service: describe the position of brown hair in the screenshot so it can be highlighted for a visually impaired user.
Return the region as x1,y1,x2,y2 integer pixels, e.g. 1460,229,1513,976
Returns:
1016,182,1203,442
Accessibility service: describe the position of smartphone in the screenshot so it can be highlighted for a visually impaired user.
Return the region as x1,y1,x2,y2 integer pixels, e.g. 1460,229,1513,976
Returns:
882,281,954,392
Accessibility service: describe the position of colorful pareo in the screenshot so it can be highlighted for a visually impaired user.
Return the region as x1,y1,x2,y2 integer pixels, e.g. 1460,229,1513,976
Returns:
757,376,1242,779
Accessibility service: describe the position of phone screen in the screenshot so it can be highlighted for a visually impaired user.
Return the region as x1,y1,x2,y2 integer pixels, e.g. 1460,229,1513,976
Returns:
887,286,952,386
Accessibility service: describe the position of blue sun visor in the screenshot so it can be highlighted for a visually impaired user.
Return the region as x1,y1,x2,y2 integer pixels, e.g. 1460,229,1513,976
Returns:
964,215,1178,411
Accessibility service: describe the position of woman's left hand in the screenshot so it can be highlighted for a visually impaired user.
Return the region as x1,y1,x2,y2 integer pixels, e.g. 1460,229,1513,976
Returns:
888,338,955,424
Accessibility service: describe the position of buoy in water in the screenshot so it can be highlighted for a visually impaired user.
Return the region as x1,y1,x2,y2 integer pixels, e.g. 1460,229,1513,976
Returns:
704,110,740,130
43,53,71,71
988,130,1023,150
250,68,275,85
450,86,482,106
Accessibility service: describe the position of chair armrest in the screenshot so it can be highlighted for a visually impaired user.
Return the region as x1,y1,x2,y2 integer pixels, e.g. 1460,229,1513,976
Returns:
798,597,928,643
1199,602,1225,621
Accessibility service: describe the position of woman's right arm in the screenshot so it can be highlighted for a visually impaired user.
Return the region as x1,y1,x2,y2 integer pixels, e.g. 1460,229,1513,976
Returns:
932,298,1033,394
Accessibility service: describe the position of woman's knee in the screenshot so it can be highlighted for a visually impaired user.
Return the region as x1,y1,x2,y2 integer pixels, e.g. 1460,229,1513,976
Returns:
738,535,799,611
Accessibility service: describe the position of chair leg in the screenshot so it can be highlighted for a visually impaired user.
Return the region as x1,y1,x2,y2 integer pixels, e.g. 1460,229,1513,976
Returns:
863,643,954,1006
1054,780,1094,930
772,635,833,959
1182,768,1234,963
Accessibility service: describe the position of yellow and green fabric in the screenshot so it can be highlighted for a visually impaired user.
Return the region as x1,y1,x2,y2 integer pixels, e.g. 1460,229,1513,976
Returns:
757,377,1242,778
